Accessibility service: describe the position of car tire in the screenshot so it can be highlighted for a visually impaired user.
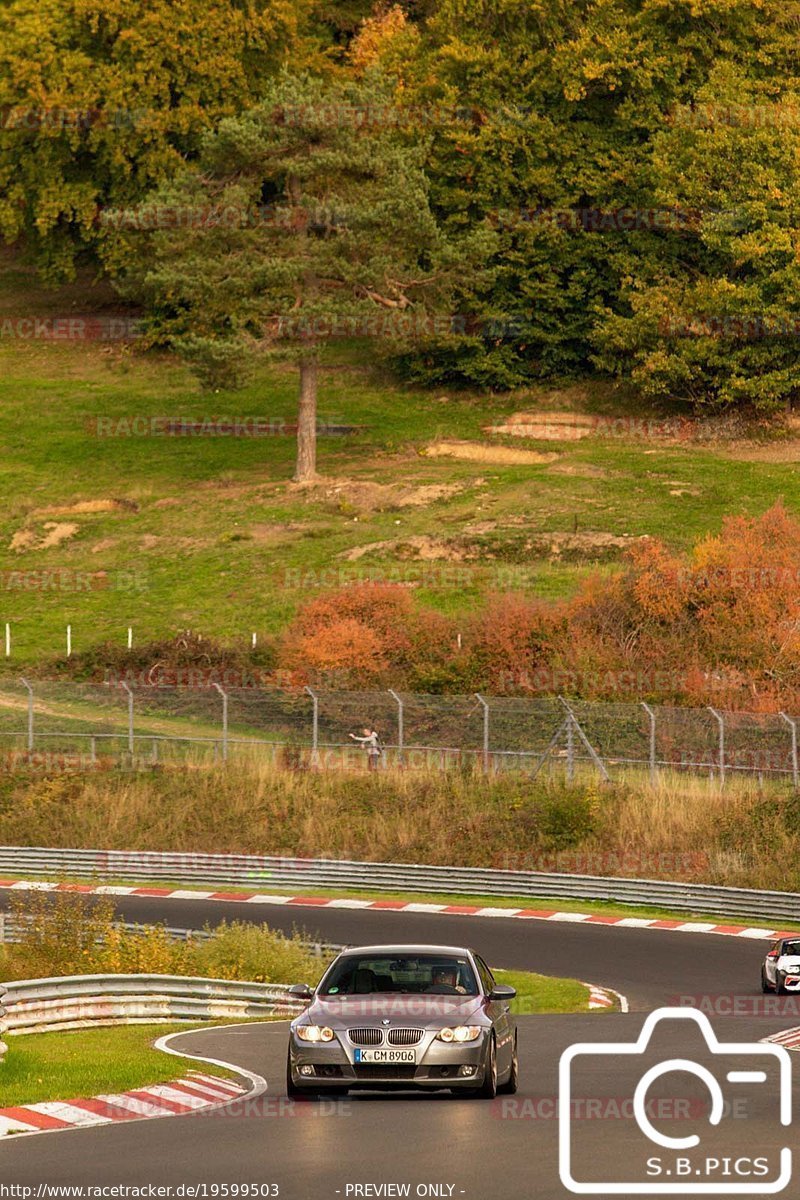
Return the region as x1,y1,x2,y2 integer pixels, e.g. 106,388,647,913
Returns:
498,1033,519,1095
464,1034,497,1100
761,967,772,993
775,972,786,996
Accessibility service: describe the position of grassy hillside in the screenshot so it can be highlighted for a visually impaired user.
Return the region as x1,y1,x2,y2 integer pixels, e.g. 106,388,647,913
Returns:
0,761,797,893
1,252,799,664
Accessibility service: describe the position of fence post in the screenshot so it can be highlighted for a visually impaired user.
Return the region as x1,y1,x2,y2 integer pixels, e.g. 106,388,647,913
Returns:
558,695,611,783
304,686,319,767
19,677,33,751
558,696,574,781
707,706,725,786
641,701,657,784
780,712,798,789
213,683,228,762
474,693,489,774
120,682,134,755
388,689,404,766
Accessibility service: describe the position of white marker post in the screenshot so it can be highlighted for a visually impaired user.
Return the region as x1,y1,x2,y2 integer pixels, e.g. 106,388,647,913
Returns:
4,623,9,658
127,626,133,650
66,624,72,658
251,632,257,649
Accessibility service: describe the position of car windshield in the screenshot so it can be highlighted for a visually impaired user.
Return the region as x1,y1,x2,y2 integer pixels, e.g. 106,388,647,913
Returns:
319,954,479,996
784,941,800,956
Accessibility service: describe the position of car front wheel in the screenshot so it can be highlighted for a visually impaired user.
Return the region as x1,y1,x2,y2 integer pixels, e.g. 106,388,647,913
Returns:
498,1033,518,1095
761,967,772,993
775,972,786,996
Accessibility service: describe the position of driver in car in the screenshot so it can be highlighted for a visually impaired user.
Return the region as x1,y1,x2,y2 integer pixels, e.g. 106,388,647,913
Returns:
426,965,467,994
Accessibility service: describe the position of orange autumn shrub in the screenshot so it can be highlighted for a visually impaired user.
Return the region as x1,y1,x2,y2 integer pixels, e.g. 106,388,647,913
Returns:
566,504,800,708
277,506,800,708
464,593,560,694
278,583,455,687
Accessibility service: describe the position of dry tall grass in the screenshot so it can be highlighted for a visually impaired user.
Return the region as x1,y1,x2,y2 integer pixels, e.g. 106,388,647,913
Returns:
0,762,795,889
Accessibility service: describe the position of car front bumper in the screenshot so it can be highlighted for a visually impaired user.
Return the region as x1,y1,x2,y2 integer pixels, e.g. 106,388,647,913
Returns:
289,1030,490,1089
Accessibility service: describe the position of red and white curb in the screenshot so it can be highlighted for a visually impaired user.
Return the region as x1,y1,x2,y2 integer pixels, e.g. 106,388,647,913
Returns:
584,982,626,1012
762,1027,800,1052
0,878,795,943
0,1071,246,1138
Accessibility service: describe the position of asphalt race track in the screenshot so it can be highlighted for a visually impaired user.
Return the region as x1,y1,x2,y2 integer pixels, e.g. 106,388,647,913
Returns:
0,889,771,1009
1,892,799,1199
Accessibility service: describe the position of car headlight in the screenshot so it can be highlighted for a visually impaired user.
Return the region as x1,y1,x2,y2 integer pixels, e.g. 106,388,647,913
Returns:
436,1026,482,1043
786,966,800,975
295,1025,335,1042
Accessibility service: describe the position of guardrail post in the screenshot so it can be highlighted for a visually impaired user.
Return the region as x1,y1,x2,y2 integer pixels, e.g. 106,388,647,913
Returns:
388,689,404,766
780,712,798,789
212,683,228,762
474,693,489,774
304,686,319,767
120,681,134,756
641,701,657,784
19,677,33,751
707,706,725,786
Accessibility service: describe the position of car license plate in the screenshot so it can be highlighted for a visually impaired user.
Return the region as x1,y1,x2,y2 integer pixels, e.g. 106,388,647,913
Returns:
353,1048,417,1064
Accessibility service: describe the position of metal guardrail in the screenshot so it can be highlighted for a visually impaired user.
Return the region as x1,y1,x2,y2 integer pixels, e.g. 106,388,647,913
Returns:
1,974,308,1036
1,844,799,924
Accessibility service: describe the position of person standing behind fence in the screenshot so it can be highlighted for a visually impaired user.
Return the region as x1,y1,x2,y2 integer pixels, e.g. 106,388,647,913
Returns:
349,726,382,771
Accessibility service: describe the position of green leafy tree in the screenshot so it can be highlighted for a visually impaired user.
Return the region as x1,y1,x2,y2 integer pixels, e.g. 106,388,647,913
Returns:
388,0,800,400
592,67,800,413
0,0,315,280
112,73,492,481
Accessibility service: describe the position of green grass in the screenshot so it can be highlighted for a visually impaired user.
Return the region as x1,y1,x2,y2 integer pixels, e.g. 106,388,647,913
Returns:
1,253,799,663
0,1023,240,1109
492,968,603,1014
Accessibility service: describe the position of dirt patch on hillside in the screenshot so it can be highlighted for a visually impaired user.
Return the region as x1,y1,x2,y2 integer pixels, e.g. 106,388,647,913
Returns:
342,535,471,563
342,528,647,565
33,498,135,517
10,522,79,552
485,410,700,444
424,441,557,465
547,462,608,478
536,531,648,559
289,477,470,512
721,441,800,463
249,522,308,543
485,412,596,441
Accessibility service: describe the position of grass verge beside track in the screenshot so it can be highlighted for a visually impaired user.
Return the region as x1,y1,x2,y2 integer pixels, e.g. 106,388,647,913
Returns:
0,1023,242,1108
492,970,600,1014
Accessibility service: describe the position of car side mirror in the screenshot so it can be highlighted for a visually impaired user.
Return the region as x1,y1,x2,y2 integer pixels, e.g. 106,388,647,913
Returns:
489,984,516,1001
289,983,313,1001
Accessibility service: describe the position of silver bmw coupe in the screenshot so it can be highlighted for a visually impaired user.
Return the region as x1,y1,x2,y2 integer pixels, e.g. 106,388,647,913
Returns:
286,943,518,1098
